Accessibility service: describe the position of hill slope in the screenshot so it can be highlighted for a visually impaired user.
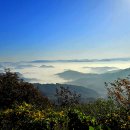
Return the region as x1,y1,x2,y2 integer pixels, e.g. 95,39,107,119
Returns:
57,68,130,97
34,83,99,102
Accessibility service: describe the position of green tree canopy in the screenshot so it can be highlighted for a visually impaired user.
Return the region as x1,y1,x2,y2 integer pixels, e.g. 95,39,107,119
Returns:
0,69,51,109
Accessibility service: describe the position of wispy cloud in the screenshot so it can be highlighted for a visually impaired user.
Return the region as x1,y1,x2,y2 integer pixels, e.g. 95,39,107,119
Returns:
15,64,36,69
40,65,54,68
16,72,40,83
83,66,119,73
0,64,3,68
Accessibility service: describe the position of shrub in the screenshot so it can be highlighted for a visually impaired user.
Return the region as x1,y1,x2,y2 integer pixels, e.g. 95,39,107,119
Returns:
0,102,67,130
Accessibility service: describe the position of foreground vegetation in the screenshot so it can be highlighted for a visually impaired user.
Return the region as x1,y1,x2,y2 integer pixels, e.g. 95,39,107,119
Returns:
0,70,129,130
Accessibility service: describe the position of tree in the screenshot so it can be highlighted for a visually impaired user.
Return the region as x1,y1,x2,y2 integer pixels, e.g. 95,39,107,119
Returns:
55,86,81,107
0,69,51,109
105,78,130,110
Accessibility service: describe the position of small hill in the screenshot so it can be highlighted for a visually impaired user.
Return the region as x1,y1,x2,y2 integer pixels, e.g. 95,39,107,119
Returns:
56,70,98,80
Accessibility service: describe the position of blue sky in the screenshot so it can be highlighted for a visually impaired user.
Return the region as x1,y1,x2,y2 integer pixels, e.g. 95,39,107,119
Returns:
0,0,130,61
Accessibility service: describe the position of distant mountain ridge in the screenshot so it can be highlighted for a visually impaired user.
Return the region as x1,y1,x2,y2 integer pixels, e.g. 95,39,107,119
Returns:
31,57,130,63
34,83,99,102
57,68,130,97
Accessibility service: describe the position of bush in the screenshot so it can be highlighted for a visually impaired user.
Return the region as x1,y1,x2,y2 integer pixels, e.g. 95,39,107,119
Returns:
0,102,67,130
68,109,93,130
73,99,130,130
0,100,129,130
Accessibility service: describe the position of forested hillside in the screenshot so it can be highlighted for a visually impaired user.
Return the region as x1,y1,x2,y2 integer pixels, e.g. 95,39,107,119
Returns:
0,70,129,130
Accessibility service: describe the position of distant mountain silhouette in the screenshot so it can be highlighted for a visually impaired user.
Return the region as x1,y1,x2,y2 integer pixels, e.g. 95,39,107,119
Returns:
31,58,130,63
57,68,130,97
34,83,99,102
40,65,54,68
56,70,90,80
15,64,36,69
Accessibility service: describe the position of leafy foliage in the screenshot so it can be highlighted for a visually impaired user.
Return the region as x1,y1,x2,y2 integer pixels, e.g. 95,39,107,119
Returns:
0,70,51,109
0,102,67,130
0,70,130,129
105,78,130,109
0,99,129,130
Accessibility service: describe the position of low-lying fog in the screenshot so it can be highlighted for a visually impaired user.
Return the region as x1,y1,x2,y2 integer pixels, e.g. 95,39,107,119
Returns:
0,61,130,84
